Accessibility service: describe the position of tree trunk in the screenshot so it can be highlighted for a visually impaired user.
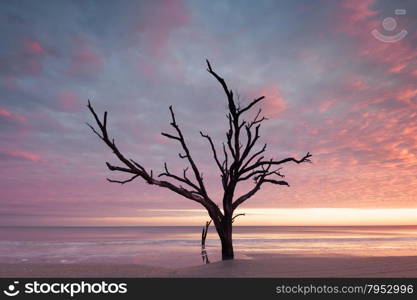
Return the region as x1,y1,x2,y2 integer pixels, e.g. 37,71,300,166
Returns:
220,219,234,260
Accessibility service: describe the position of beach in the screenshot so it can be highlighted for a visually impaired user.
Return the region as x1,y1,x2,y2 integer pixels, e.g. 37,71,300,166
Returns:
2,254,417,278
1,226,417,277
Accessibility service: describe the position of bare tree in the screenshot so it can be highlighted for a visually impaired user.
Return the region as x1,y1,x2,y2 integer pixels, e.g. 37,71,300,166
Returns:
87,60,312,260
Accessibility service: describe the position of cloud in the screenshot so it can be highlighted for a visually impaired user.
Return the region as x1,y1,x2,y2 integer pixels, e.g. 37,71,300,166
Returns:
66,36,104,78
1,0,416,226
133,0,189,57
250,85,287,117
0,107,26,124
0,39,48,77
0,149,41,162
56,91,82,113
336,0,379,36
397,88,417,105
23,40,45,54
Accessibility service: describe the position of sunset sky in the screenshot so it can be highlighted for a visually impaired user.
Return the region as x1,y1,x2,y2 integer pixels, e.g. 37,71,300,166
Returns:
1,0,416,226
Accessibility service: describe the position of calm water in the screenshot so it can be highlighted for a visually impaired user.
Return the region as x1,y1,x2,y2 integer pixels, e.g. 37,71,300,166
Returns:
0,226,416,267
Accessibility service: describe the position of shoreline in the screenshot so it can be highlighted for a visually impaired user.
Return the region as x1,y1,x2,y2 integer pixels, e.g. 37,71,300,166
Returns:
2,254,417,278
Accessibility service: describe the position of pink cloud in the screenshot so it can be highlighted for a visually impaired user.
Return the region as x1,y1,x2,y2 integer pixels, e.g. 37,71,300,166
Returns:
348,78,369,91
319,100,336,112
126,0,190,81
389,63,407,74
0,40,47,77
0,108,13,118
23,40,45,55
0,149,41,162
397,88,417,105
249,85,286,117
0,107,27,124
67,36,104,77
314,104,417,171
57,91,82,112
15,39,48,76
138,0,189,56
337,0,379,36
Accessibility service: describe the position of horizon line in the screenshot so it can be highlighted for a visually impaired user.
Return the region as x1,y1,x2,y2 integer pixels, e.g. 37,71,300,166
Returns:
2,224,417,228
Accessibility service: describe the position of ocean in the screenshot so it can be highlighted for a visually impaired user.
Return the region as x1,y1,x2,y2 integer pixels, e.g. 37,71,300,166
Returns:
0,226,416,267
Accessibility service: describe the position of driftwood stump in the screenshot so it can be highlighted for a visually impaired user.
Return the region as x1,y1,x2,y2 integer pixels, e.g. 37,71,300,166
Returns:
201,220,212,264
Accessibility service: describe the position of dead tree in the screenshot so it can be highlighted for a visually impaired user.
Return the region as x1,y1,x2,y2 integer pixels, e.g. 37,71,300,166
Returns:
87,60,312,261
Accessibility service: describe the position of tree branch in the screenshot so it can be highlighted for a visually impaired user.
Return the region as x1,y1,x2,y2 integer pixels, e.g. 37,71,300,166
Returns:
162,105,209,198
206,59,235,113
200,131,224,175
238,96,265,115
158,163,201,193
232,163,290,210
107,174,140,184
232,213,245,223
87,101,222,212
240,152,312,175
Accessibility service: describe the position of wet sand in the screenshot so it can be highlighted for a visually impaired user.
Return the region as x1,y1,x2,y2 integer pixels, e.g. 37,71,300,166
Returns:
1,254,417,277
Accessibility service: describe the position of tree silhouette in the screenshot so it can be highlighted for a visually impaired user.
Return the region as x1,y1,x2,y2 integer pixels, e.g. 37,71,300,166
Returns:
87,60,312,260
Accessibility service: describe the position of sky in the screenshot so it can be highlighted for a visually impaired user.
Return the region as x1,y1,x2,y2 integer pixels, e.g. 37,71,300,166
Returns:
0,0,416,226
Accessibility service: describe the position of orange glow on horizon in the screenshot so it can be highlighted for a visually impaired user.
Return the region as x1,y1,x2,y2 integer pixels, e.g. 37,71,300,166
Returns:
56,208,417,227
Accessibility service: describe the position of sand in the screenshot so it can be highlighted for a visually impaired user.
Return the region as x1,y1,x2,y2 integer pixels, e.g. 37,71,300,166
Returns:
1,254,417,278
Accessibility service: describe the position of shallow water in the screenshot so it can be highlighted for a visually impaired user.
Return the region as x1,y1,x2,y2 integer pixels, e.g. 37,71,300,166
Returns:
0,226,416,267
